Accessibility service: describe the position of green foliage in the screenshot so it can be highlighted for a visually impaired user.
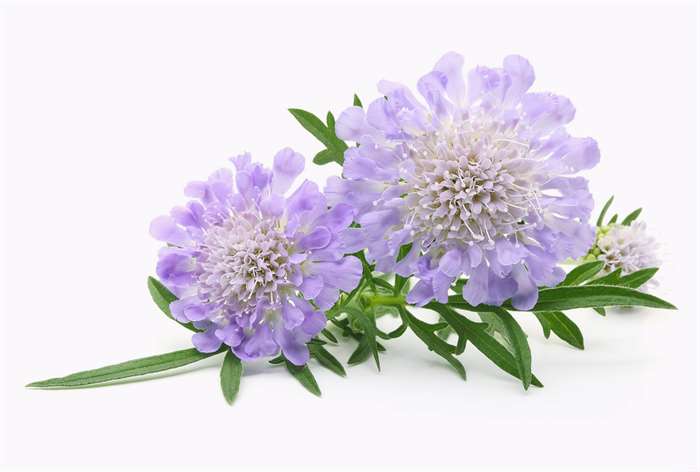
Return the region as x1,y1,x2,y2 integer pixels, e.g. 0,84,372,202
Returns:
596,196,614,226
220,351,243,405
27,348,224,389
399,307,466,380
285,359,321,397
288,108,348,166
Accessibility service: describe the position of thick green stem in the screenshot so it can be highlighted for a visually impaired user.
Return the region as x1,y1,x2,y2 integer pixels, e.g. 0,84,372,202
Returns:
364,294,406,307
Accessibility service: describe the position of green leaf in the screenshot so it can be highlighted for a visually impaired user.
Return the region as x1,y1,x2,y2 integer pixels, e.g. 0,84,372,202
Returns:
560,261,605,286
268,355,285,365
309,344,346,377
288,108,347,166
320,328,338,344
608,214,618,224
288,108,335,148
345,307,380,371
587,268,623,286
621,208,642,226
400,307,465,380
535,312,584,350
618,267,658,288
533,312,552,338
353,94,363,107
27,348,223,389
428,304,543,388
147,276,198,332
377,319,408,339
394,243,413,295
313,149,339,165
220,350,243,405
285,360,321,397
594,307,607,316
596,195,614,227
525,285,676,311
492,309,532,389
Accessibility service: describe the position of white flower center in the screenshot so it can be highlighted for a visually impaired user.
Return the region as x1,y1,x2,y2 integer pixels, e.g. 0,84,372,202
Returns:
403,117,541,249
198,212,292,312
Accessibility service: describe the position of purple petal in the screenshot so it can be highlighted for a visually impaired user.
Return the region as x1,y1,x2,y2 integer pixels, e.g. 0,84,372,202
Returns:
433,51,466,106
299,226,332,251
192,328,223,353
406,280,435,306
438,249,463,277
335,106,372,141
150,215,190,246
272,147,305,194
312,257,362,292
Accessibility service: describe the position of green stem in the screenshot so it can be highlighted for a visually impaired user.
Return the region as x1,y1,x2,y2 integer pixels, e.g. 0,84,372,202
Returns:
364,294,406,307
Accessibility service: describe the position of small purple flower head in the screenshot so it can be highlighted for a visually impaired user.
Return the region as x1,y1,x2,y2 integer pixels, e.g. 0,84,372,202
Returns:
150,149,362,365
330,52,599,310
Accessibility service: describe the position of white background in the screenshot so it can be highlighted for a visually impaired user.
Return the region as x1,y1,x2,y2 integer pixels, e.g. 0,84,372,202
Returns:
1,1,698,470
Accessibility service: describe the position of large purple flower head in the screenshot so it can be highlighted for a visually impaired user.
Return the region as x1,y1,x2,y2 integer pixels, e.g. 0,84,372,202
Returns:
329,52,599,310
150,149,362,365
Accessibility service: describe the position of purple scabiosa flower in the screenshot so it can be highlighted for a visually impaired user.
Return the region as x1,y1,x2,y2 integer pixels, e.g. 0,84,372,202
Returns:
330,52,599,310
150,149,362,365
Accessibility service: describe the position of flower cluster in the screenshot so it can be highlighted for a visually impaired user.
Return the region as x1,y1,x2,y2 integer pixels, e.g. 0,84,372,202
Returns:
329,52,599,310
150,149,361,365
595,221,660,276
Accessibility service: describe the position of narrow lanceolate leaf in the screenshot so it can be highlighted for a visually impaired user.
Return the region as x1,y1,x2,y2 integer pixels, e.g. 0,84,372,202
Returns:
524,285,676,312
285,360,321,397
560,261,605,286
492,309,532,389
345,307,380,371
400,307,466,380
27,348,223,389
268,355,285,365
309,344,346,377
622,208,642,226
288,108,335,148
608,214,618,224
320,328,338,344
587,268,622,286
535,312,584,350
533,312,552,338
326,111,335,130
147,276,198,332
220,350,243,405
428,304,543,388
618,267,658,288
353,94,363,107
596,195,614,227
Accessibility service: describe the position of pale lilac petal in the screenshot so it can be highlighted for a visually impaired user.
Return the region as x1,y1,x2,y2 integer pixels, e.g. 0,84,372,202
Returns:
149,216,190,246
272,147,305,194
192,328,223,353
